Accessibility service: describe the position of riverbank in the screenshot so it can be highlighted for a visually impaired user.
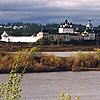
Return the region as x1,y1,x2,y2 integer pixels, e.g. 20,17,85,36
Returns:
0,48,100,73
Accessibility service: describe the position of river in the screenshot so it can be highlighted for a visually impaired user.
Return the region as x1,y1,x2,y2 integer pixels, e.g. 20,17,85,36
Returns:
0,72,100,100
42,51,94,57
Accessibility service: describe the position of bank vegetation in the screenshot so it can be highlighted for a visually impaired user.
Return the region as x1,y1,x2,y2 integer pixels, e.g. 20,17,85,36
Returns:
0,48,100,73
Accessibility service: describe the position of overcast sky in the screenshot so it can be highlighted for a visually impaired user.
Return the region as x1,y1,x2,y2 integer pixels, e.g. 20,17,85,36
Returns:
0,0,100,25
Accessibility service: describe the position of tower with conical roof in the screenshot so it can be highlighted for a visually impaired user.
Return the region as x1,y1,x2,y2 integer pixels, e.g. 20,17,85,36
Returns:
86,20,94,32
1,31,8,38
82,20,95,40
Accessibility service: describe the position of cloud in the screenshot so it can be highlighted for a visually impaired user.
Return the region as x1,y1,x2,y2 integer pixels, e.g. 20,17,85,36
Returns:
0,0,100,24
0,0,100,10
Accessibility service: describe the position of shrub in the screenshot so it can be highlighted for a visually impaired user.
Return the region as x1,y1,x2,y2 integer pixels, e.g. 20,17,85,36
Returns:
72,52,99,71
0,54,13,72
0,68,23,100
11,48,39,72
39,55,69,71
96,49,100,59
0,48,38,100
58,92,80,100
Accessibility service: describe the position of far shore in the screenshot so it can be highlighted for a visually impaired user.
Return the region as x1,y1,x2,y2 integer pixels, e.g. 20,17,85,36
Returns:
0,42,100,52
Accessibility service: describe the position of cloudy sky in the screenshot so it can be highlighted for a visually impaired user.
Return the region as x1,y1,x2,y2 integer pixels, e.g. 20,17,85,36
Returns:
0,0,100,25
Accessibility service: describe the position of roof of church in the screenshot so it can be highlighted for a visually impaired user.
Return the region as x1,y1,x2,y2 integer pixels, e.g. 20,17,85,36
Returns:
1,31,8,37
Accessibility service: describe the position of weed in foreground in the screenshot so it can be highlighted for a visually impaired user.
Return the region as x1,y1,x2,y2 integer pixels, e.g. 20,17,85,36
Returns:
58,92,80,100
0,69,23,100
0,48,38,100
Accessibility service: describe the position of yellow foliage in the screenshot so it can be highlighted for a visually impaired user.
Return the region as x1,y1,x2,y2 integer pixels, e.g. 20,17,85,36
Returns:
58,92,80,100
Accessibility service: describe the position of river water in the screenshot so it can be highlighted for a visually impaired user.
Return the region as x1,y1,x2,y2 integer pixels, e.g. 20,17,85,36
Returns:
42,51,94,57
0,72,100,100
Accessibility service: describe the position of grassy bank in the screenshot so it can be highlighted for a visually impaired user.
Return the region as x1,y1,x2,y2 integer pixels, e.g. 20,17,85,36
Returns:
0,42,100,52
0,48,100,73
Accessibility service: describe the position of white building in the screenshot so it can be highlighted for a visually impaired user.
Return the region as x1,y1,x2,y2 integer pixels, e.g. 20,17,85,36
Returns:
82,20,96,40
0,31,43,43
4,26,12,29
13,26,24,30
58,19,74,34
0,25,3,28
43,19,96,43
59,27,74,34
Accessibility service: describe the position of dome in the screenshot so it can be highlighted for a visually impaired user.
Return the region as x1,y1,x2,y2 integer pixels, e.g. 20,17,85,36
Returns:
86,20,93,29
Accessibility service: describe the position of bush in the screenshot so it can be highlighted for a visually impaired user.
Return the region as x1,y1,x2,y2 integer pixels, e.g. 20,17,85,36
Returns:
96,49,100,59
0,54,13,72
12,48,39,72
0,68,23,100
0,48,38,100
72,52,99,71
58,92,80,100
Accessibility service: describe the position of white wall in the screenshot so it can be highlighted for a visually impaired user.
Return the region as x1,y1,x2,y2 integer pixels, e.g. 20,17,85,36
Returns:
59,28,74,33
0,32,43,43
